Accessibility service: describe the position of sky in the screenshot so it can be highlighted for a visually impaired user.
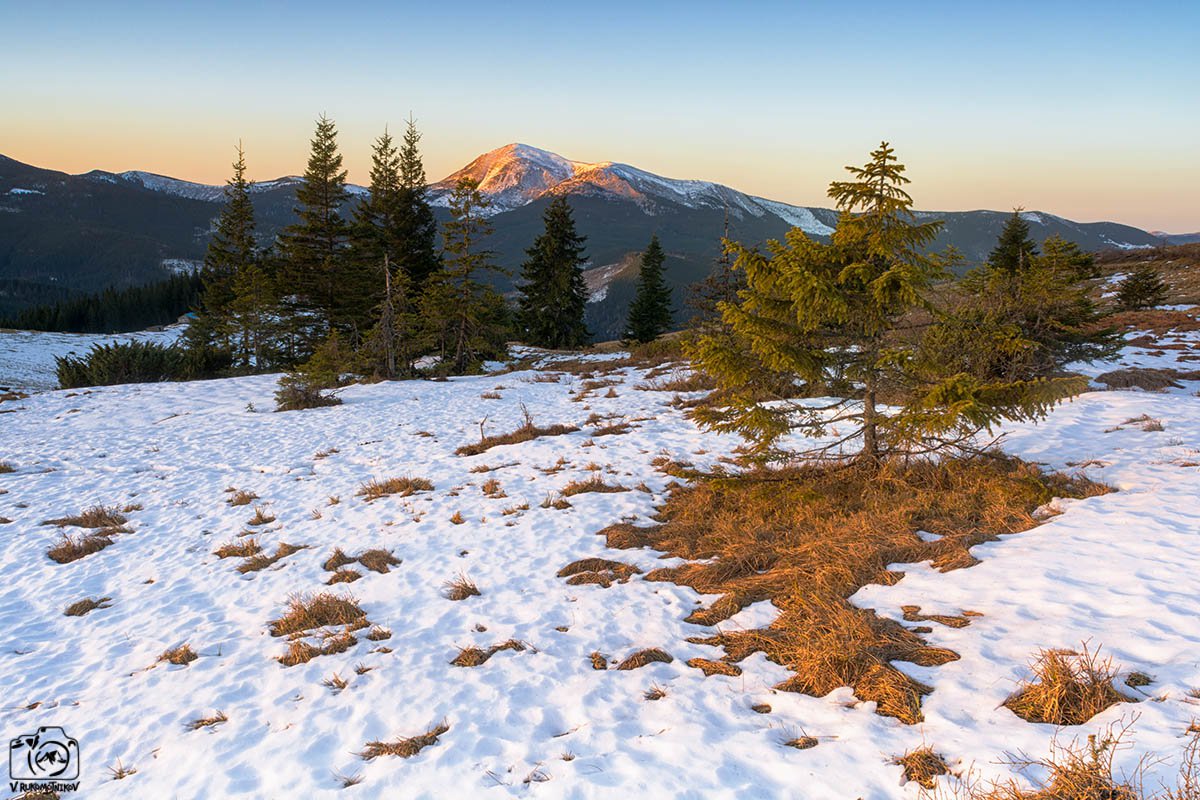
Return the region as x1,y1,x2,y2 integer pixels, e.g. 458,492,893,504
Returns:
1,0,1197,231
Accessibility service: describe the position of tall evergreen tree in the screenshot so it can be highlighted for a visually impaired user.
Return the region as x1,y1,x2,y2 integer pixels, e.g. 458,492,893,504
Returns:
347,129,404,339
624,235,673,343
278,115,351,349
422,177,509,374
689,142,1081,465
394,116,441,292
197,143,257,342
517,196,590,348
362,254,420,380
687,209,745,326
988,209,1039,273
227,262,282,370
1040,234,1099,281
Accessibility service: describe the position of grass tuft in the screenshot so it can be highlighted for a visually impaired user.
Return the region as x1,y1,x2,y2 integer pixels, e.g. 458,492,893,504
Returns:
159,643,198,666
560,475,628,497
360,721,449,760
187,711,228,731
893,746,950,789
64,596,111,616
357,476,434,501
443,573,480,601
1004,644,1135,725
48,532,115,564
616,648,674,670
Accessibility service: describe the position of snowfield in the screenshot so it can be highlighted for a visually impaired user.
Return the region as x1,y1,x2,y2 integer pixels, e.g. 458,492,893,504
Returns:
0,324,185,392
1,324,1199,797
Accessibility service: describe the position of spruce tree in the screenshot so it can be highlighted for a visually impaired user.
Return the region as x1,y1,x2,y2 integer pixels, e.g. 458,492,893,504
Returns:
395,116,441,292
687,210,745,326
688,142,1081,465
422,177,509,374
988,210,1039,274
624,235,673,343
278,115,351,350
1040,234,1098,281
1115,265,1169,311
517,196,590,349
196,143,257,346
362,254,420,379
227,262,282,370
347,129,404,341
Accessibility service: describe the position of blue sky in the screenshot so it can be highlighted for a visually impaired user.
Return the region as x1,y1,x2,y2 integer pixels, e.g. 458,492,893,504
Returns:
2,0,1197,229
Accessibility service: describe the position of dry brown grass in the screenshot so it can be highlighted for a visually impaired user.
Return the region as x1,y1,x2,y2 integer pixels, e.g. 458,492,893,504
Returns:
561,475,628,497
1095,367,1200,392
357,548,401,573
557,557,642,588
247,506,275,525
635,370,717,393
456,409,579,456
481,478,506,498
590,651,608,670
269,593,366,637
226,489,259,507
783,735,819,750
237,542,307,573
688,657,742,676
214,538,261,559
598,455,1108,724
64,596,111,616
1004,644,1135,725
644,683,667,700
366,626,392,641
327,568,362,584
616,648,673,670
443,573,480,601
47,531,115,564
0,461,14,473
450,639,525,667
186,711,228,731
43,505,127,529
894,746,950,789
107,759,137,780
360,721,449,760
159,643,198,666
357,476,434,501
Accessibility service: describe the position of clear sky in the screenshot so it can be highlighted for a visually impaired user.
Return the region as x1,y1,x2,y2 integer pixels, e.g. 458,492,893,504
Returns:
2,0,1197,231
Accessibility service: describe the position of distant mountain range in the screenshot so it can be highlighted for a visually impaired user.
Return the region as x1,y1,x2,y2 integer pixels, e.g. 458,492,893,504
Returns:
0,146,1188,337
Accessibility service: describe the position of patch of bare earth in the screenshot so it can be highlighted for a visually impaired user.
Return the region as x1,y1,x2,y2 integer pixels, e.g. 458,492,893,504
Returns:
597,456,1108,723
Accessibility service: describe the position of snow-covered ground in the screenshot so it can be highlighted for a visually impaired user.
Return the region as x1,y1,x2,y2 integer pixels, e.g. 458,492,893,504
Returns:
1,320,1198,797
0,324,185,391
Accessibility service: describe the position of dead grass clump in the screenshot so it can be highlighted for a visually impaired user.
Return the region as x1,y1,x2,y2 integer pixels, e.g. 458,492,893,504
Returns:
687,657,742,677
360,721,449,760
357,476,434,501
541,494,572,510
1004,644,1136,725
43,505,127,529
227,489,259,507
616,648,674,670
269,593,367,637
599,455,1108,724
783,735,819,750
590,651,608,670
443,574,480,601
47,532,114,563
456,408,579,456
366,626,392,641
449,510,465,525
159,643,199,666
187,711,228,731
323,547,355,571
64,596,111,616
450,639,525,667
214,538,261,559
237,542,307,573
1095,367,1200,392
557,557,642,588
0,461,14,473
592,420,634,437
357,549,401,573
635,370,717,393
894,746,950,789
644,683,667,700
247,506,275,525
481,478,506,498
327,568,362,584
561,475,628,497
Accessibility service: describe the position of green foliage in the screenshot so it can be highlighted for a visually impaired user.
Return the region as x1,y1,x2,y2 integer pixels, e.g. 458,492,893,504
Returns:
56,340,186,389
361,256,422,380
200,143,257,321
988,210,1039,274
688,142,1083,465
928,234,1119,382
277,115,352,349
625,235,673,343
421,178,510,374
1115,265,1169,311
394,116,442,292
517,196,590,348
1,272,202,333
273,332,350,411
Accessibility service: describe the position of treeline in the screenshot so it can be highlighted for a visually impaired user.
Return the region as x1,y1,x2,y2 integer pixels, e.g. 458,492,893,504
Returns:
58,114,674,393
2,272,202,333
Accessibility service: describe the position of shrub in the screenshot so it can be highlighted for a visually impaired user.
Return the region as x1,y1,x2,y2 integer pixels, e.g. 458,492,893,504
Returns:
56,340,186,389
1116,266,1170,311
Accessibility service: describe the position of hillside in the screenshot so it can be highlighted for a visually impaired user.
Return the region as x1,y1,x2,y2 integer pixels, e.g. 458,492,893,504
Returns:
0,146,1174,339
1,312,1199,797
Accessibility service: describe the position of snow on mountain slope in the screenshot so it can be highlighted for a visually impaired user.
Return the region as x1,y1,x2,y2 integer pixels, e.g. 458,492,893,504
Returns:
0,325,186,391
2,315,1200,797
429,143,835,231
